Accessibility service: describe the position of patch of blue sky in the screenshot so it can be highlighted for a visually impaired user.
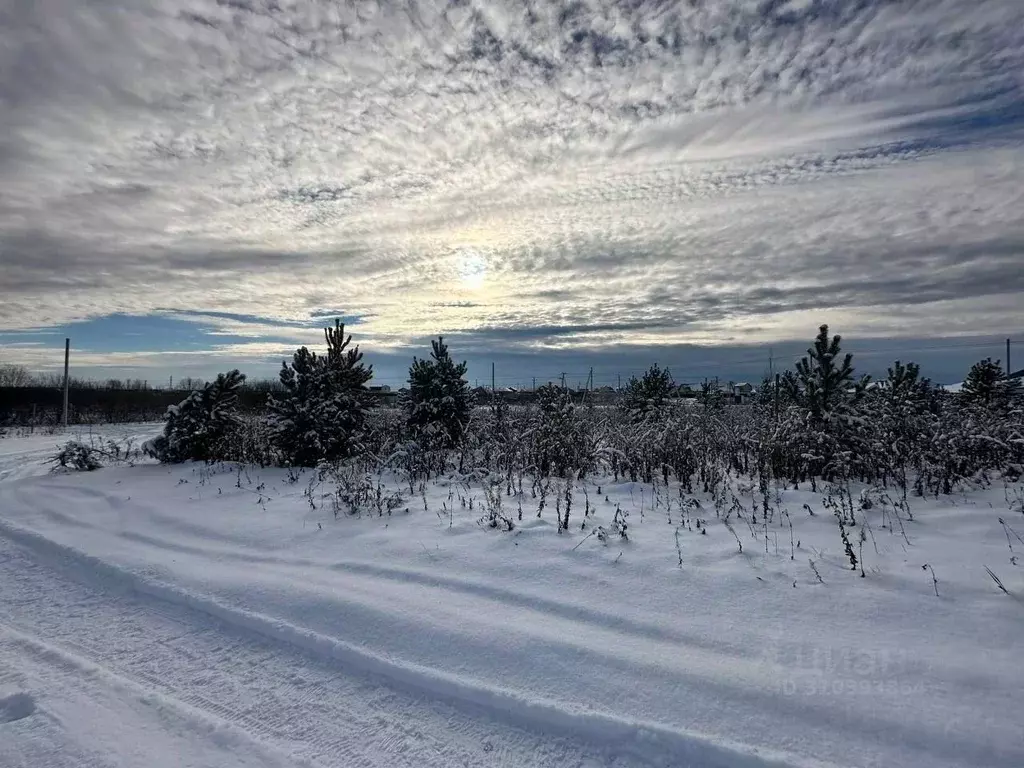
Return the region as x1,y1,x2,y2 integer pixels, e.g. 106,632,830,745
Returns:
0,313,302,354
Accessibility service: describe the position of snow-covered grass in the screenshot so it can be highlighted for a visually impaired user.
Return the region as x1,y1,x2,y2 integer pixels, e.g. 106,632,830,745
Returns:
1,431,1022,767
0,423,157,482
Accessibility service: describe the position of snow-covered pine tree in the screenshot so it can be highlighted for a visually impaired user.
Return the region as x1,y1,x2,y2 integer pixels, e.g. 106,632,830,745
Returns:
882,360,936,417
855,360,940,488
755,374,776,410
784,324,868,429
144,370,246,463
960,358,1021,413
621,364,674,421
778,325,871,482
268,320,373,467
404,336,474,449
698,379,724,410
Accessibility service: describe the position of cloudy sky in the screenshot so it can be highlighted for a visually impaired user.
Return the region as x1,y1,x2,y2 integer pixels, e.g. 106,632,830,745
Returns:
2,0,1023,386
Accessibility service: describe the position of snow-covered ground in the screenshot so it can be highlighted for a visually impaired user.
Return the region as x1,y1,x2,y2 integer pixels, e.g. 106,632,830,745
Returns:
0,424,158,483
1,431,1022,767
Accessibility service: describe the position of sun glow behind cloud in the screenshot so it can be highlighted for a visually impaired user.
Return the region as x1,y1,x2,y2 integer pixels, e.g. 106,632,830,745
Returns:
455,250,489,291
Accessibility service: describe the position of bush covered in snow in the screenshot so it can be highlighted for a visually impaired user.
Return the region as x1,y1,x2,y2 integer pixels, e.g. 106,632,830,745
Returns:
52,435,142,472
144,370,246,463
52,440,103,471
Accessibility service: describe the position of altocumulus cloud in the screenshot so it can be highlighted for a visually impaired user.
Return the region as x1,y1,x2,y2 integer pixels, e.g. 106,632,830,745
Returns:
1,0,1023,375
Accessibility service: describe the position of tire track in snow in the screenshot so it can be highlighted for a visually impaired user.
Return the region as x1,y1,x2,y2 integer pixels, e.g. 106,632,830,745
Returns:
0,517,828,768
0,624,297,768
1,526,783,768
1,479,759,670
0,536,561,767
0,539,568,767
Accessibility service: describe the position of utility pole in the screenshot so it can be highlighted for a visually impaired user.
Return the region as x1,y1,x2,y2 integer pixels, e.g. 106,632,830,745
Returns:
1007,338,1012,377
62,338,70,428
560,372,566,390
587,367,593,393
617,373,621,391
532,377,536,392
774,373,781,422
491,362,496,394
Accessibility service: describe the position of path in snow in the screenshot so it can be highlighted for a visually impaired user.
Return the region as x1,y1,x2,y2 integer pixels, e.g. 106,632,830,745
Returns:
0,527,769,768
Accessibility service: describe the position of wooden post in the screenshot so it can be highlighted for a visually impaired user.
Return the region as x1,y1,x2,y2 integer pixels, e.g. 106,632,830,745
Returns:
62,338,70,428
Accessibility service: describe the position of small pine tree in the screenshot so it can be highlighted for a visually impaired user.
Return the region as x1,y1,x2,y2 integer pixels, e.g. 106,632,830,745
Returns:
621,364,674,421
784,325,867,428
755,374,775,409
145,370,246,463
404,336,474,449
961,358,1021,412
698,379,724,410
268,320,373,466
754,373,795,414
883,360,936,416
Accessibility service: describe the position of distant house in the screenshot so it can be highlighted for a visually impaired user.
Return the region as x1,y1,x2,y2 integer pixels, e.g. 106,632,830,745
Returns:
721,381,755,404
367,384,397,404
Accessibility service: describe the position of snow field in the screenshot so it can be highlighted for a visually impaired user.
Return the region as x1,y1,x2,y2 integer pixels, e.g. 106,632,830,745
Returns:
1,432,1023,767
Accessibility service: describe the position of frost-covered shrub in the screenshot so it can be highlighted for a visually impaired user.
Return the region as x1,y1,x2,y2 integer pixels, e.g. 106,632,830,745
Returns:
53,435,141,471
530,385,601,478
226,415,276,467
268,320,372,467
52,440,103,471
144,370,245,463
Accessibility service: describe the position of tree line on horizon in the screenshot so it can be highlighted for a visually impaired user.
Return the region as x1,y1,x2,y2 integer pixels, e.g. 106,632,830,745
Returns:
4,324,1022,480
126,320,1023,499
